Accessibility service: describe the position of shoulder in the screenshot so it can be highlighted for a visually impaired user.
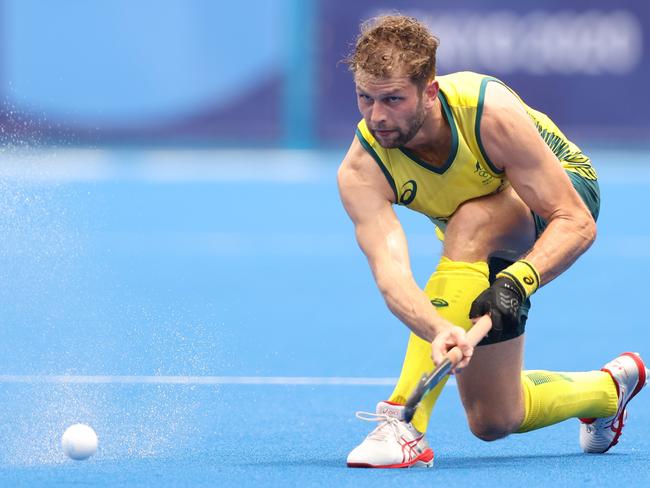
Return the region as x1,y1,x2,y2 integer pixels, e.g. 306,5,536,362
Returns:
483,80,524,111
338,136,371,178
478,81,553,172
438,71,495,107
480,81,533,145
338,136,396,204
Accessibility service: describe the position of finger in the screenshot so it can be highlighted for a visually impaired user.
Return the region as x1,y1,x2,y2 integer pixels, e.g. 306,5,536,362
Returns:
469,297,491,319
444,337,457,349
455,346,474,370
432,332,454,365
432,347,447,366
460,344,474,358
431,338,446,366
452,360,468,373
450,330,470,349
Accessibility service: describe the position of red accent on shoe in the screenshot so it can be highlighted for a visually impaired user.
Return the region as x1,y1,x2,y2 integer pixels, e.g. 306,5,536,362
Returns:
603,353,647,452
400,435,423,463
383,400,405,406
347,448,434,468
586,352,647,452
620,352,647,399
579,353,645,426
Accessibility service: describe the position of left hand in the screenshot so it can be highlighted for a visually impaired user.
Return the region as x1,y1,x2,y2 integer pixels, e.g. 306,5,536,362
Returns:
469,277,523,340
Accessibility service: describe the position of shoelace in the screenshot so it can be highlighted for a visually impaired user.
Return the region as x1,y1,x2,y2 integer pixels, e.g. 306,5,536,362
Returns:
355,411,403,442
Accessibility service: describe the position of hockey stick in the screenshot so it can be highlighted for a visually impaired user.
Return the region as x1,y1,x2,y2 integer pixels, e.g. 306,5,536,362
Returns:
403,315,493,423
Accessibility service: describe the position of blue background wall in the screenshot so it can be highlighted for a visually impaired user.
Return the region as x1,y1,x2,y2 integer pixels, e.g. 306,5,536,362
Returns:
0,0,648,146
1,0,294,145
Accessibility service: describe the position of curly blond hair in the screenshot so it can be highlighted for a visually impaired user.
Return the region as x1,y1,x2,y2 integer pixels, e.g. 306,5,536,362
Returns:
344,15,439,87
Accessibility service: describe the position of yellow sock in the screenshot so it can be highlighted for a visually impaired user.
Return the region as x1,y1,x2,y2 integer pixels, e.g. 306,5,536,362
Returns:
388,257,490,433
517,370,618,432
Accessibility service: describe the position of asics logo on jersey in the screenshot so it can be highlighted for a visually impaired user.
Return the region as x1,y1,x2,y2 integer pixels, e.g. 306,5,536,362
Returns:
399,180,417,205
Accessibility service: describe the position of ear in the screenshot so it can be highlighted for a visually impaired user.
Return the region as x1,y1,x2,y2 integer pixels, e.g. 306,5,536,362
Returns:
422,80,439,108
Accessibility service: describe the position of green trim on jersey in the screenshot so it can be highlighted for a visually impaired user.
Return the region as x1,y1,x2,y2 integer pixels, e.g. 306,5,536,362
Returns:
398,91,459,175
355,128,398,201
353,71,596,225
473,74,596,181
475,76,504,175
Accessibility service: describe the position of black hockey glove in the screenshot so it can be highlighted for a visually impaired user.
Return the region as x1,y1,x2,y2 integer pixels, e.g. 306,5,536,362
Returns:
469,277,523,340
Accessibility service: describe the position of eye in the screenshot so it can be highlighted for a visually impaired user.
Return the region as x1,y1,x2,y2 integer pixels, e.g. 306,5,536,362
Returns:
386,96,403,103
358,93,371,102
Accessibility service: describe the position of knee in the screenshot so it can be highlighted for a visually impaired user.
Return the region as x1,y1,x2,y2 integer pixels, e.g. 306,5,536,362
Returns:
466,411,522,442
443,187,535,261
443,205,496,260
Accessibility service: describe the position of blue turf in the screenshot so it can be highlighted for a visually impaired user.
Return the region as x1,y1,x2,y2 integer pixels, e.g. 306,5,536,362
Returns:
2,385,648,487
0,148,648,486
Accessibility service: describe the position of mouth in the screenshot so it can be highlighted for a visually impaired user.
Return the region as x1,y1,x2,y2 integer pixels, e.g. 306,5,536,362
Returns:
374,129,397,136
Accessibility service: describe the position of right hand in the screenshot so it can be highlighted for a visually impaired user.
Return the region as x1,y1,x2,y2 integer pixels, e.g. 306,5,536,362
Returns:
431,325,474,373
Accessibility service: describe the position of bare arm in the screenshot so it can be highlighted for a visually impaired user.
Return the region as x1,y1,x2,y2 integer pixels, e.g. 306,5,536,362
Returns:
480,82,596,284
337,137,455,341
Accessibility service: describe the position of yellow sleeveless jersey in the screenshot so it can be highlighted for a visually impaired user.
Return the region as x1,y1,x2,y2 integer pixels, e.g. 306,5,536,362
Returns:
356,71,595,229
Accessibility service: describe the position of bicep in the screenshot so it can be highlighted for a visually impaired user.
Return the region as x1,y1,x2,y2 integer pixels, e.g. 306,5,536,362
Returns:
338,144,411,276
480,83,589,221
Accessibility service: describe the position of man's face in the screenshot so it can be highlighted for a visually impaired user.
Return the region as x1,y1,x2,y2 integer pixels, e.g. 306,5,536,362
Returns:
355,71,428,148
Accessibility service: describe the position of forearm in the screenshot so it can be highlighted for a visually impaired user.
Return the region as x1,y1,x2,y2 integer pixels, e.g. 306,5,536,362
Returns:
523,213,596,285
373,267,449,342
475,213,596,334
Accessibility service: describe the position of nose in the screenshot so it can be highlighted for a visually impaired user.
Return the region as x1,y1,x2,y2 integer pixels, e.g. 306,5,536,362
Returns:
369,103,386,127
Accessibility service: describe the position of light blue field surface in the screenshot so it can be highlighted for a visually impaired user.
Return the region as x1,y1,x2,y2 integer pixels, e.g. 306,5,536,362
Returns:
0,148,648,486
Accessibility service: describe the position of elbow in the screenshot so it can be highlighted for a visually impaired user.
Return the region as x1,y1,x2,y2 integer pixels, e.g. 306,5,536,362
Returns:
578,213,597,248
588,218,597,245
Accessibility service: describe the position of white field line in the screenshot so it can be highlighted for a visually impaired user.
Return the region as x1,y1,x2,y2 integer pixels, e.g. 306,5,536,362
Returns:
0,374,456,386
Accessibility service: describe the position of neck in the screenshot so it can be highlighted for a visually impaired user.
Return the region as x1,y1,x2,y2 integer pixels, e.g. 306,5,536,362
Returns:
403,97,451,166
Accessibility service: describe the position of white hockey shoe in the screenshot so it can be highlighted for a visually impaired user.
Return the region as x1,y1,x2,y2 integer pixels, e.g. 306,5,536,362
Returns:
347,401,434,468
580,352,648,453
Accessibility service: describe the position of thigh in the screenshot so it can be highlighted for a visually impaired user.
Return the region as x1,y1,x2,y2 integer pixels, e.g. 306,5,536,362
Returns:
443,185,536,262
455,335,526,431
